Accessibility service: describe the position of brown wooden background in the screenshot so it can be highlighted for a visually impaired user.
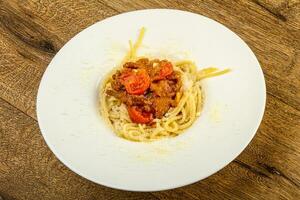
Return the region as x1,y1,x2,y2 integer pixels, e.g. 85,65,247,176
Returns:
0,0,299,199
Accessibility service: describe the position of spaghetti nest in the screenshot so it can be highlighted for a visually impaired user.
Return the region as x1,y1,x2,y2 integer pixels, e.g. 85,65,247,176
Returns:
99,28,229,142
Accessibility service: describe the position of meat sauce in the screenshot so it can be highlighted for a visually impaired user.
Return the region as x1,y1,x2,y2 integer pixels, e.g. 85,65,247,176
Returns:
106,58,182,124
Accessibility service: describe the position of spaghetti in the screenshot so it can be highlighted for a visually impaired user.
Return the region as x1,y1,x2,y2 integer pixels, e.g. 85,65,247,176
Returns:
99,28,229,142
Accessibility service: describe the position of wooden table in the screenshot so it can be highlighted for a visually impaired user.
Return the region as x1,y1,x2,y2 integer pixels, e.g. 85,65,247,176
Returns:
0,0,299,199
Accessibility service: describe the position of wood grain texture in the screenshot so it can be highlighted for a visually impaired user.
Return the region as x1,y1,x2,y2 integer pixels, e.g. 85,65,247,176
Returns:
0,0,299,199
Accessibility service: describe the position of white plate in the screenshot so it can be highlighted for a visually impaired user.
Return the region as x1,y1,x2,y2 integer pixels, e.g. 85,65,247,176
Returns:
37,9,266,191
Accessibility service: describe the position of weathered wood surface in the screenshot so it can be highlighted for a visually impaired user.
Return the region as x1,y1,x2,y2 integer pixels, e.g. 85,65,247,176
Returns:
0,0,299,199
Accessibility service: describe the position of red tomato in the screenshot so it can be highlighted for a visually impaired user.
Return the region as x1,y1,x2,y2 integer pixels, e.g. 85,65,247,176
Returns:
160,60,173,77
119,69,134,84
127,106,153,124
153,60,173,80
123,69,150,95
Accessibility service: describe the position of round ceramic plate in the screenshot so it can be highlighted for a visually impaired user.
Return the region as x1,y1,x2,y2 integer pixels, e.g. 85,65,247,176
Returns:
37,9,266,191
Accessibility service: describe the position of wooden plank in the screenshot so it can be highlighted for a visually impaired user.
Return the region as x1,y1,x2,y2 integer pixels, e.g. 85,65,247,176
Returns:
253,0,300,28
0,0,299,199
0,33,47,119
5,0,118,41
0,0,118,119
0,97,160,200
